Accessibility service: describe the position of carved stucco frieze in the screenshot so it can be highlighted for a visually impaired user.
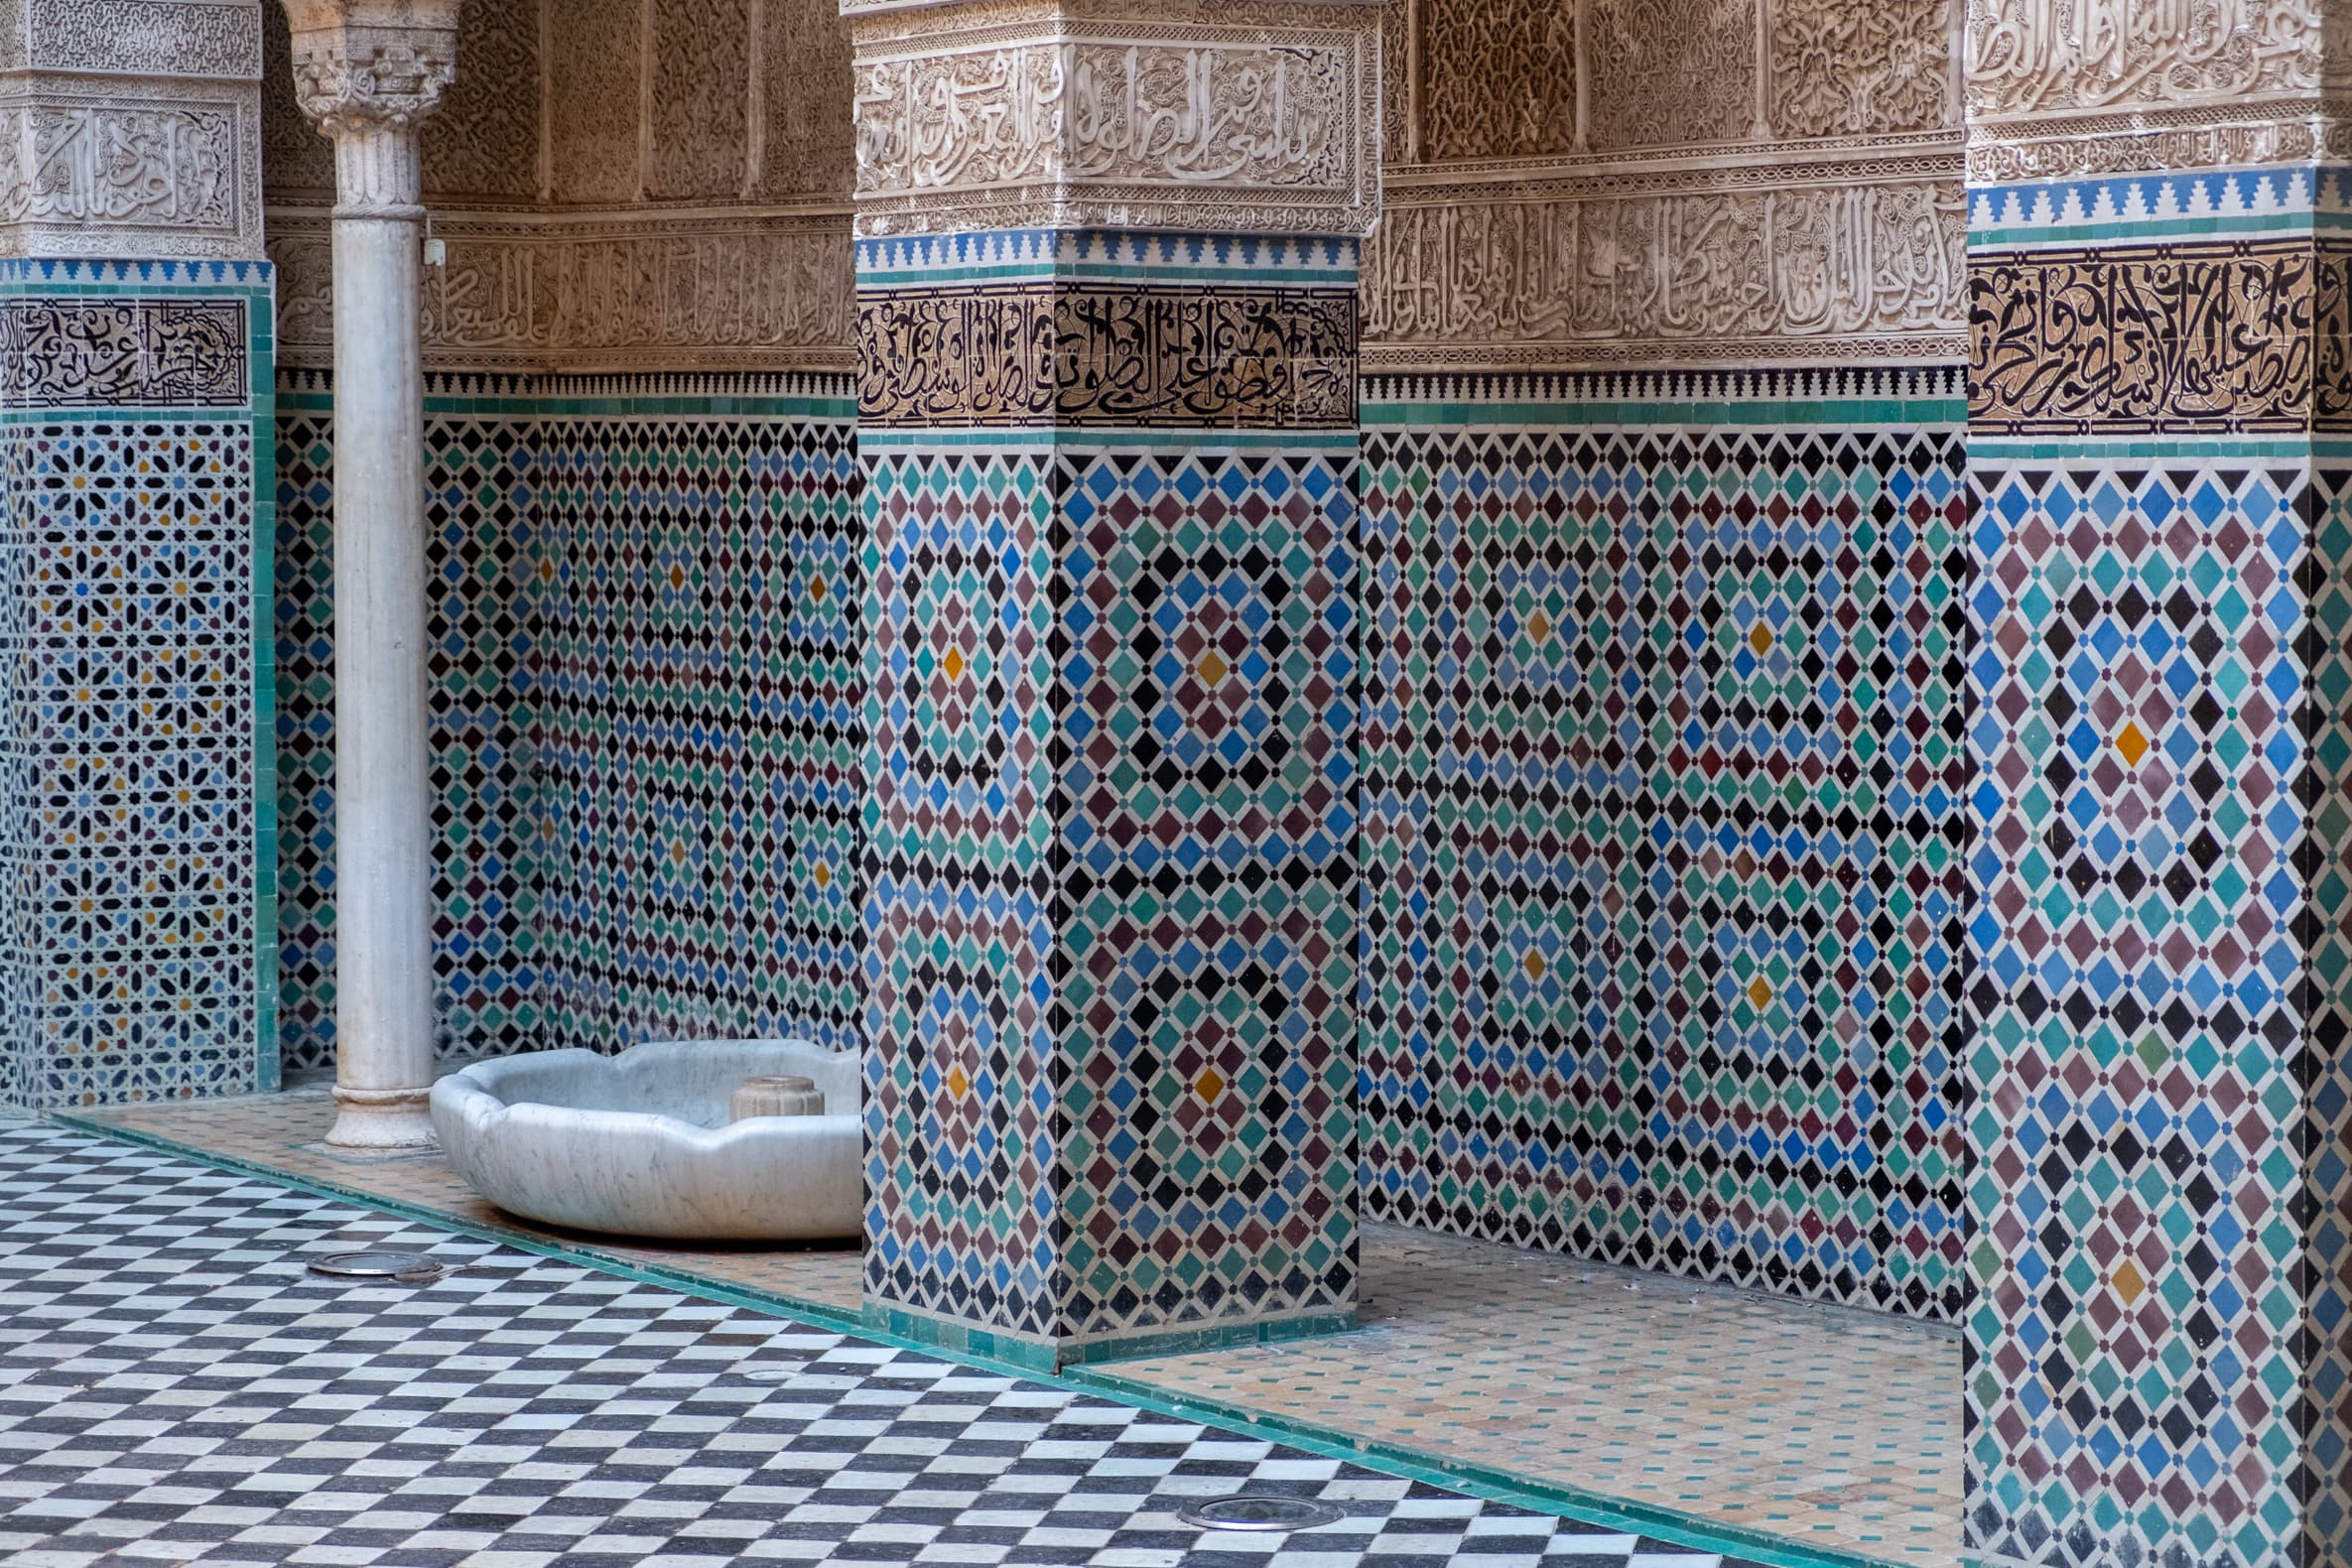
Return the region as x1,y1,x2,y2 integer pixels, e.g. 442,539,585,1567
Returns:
848,0,1382,237
270,211,856,370
1773,0,1953,138
1963,0,2342,177
1364,172,1965,367
1584,0,1755,151
0,2,264,257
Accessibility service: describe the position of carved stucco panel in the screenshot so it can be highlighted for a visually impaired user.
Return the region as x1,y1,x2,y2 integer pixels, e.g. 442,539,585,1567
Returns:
1964,0,2323,120
1772,0,1952,137
757,0,852,197
650,0,749,199
548,0,642,203
423,0,539,199
1420,0,1575,161
26,0,262,78
260,0,331,194
1585,0,1755,150
1362,176,1963,363
849,3,1381,236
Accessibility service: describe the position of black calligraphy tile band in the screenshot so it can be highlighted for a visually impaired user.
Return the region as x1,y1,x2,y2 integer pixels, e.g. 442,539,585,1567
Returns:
2,298,248,411
857,281,1358,431
1969,237,2352,436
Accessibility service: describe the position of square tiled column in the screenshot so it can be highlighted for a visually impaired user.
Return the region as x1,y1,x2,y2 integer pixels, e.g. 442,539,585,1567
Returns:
846,0,1380,1367
1964,158,2352,1567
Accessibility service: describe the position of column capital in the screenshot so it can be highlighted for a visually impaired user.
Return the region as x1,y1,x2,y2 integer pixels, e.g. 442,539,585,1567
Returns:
280,0,460,138
845,0,1382,239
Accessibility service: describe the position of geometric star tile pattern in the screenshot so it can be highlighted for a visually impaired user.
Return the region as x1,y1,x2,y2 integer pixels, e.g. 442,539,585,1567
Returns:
1358,391,1970,1324
0,261,278,1111
271,375,862,1075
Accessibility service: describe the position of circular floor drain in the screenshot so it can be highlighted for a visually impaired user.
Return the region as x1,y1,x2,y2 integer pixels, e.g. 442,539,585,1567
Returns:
1176,1496,1344,1531
307,1249,443,1283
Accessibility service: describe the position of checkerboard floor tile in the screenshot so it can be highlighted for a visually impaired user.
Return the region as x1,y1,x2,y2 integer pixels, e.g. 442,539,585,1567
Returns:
1,1125,1766,1568
65,1090,1955,1565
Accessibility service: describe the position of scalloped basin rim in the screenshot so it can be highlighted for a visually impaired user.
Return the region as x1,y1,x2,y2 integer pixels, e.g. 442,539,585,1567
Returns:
428,1039,862,1241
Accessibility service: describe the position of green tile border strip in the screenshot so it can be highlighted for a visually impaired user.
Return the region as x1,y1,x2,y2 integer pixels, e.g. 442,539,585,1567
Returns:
51,1107,1913,1568
868,1301,1360,1372
1358,397,1967,430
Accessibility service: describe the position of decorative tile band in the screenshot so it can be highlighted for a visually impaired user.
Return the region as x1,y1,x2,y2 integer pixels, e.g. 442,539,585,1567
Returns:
0,298,247,409
1965,163,2352,244
1968,238,2349,435
854,230,1363,280
1361,365,1967,410
856,282,1359,431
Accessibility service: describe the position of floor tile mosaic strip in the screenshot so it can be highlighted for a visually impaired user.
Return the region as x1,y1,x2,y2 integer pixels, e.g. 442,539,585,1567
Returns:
1102,1221,1963,1567
61,1090,1954,1568
1355,406,1971,1322
0,1122,1773,1568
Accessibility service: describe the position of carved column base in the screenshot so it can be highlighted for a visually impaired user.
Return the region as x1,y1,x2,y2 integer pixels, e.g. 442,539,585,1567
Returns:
325,1084,437,1152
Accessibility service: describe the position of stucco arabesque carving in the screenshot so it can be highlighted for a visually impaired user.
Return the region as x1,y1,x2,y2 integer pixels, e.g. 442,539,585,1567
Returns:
848,0,1381,237
281,4,457,137
269,204,857,372
1961,0,2350,177
0,0,264,257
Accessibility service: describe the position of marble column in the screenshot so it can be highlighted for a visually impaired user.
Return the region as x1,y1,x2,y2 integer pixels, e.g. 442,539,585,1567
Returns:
849,0,1380,1367
1963,4,2351,1565
283,1,458,1152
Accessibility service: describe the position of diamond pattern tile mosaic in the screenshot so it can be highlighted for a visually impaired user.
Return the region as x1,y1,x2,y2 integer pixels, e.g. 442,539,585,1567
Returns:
272,401,542,1071
1357,411,1971,1322
533,413,863,1057
859,440,1362,1352
1964,455,2352,1568
271,376,862,1073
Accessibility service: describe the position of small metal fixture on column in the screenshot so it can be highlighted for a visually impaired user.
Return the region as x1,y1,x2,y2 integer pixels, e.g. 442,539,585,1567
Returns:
280,0,461,1152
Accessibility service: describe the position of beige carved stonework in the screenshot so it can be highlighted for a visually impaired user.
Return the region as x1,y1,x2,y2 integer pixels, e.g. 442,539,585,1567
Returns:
1585,0,1755,150
0,0,264,257
1364,165,1965,367
1773,0,1952,137
1420,0,1574,161
1963,0,2339,178
281,0,458,138
847,0,1382,237
270,208,856,370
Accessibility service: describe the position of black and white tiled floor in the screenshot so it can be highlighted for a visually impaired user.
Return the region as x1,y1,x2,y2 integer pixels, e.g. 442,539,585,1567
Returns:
0,1126,1766,1568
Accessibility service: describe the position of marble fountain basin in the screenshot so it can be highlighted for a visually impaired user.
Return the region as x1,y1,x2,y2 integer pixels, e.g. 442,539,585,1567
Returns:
429,1040,860,1241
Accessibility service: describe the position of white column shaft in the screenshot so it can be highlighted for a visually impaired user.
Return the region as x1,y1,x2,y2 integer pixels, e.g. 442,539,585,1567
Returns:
324,119,437,1152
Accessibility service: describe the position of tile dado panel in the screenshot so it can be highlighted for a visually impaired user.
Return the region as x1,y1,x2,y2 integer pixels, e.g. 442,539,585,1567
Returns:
271,374,861,1077
1357,369,1972,1322
0,260,277,1110
858,231,1361,1361
1964,165,2352,1568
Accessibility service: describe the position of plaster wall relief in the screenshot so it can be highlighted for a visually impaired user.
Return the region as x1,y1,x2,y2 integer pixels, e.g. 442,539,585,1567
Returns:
648,0,750,200
1419,0,1574,161
543,0,641,205
0,0,264,258
422,0,538,199
1772,0,1953,136
756,0,853,197
1366,171,1966,366
1585,0,1756,149
846,0,1382,237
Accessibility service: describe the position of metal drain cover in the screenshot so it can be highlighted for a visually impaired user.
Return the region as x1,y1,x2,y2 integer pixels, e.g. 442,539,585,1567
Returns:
1177,1495,1344,1531
307,1249,442,1283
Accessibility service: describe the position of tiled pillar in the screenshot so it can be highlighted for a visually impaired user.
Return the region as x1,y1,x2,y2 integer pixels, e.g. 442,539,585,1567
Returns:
0,3,278,1108
1964,9,2351,1564
848,0,1380,1367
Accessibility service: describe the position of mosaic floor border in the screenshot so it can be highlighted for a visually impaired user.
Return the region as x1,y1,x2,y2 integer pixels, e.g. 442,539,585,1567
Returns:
51,1098,1954,1568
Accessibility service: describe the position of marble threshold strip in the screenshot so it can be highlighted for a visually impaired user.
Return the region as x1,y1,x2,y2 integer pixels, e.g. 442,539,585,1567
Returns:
49,1107,1898,1568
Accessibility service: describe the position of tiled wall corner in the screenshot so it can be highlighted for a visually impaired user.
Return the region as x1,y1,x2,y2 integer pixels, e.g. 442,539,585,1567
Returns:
0,261,279,1109
1358,369,1972,1321
271,374,863,1076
